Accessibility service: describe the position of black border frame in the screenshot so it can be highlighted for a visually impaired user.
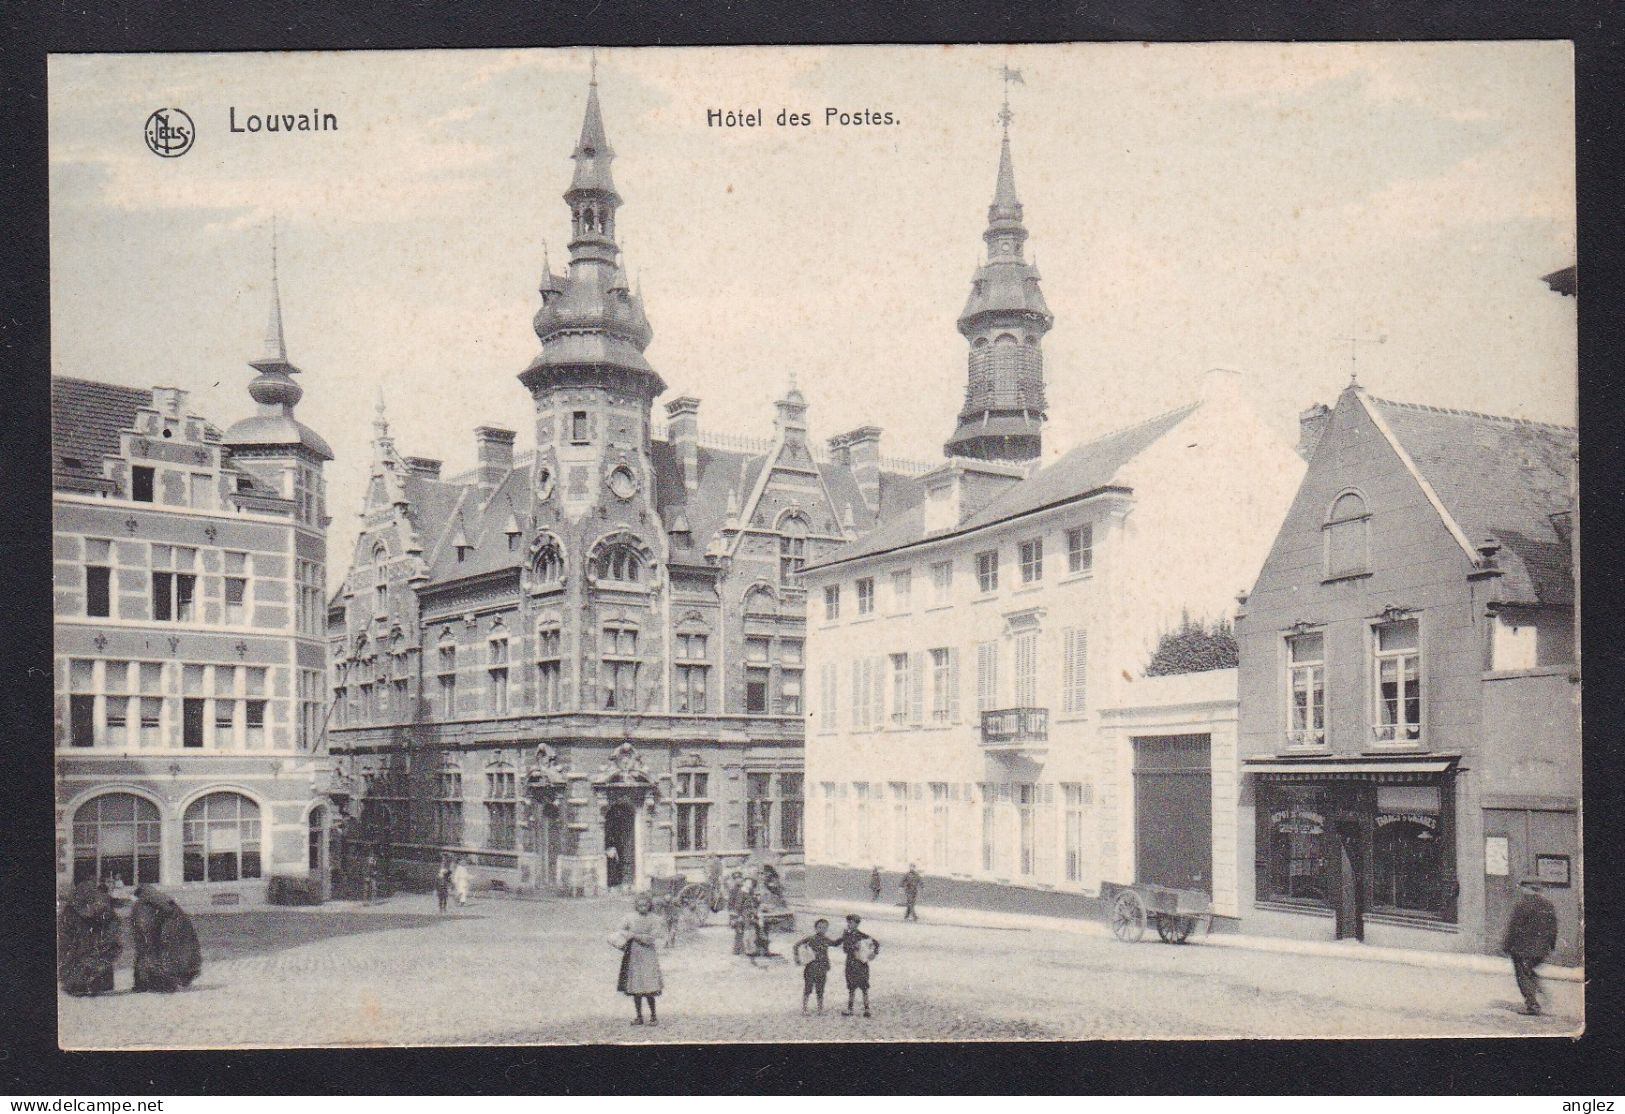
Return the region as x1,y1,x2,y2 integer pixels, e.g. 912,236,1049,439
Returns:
2,0,1621,1095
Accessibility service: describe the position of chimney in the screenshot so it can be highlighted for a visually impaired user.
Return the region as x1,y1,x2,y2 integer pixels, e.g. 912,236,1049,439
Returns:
665,396,701,493
405,456,442,480
474,426,516,493
1296,402,1332,463
826,433,852,467
841,425,883,513
151,386,187,417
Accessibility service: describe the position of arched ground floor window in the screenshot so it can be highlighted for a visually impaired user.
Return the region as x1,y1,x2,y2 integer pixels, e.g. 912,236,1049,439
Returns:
183,792,262,882
72,792,161,887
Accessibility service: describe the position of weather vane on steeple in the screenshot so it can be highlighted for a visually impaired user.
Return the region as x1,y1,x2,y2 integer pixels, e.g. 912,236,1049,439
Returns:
997,63,1024,132
589,48,599,86
1337,332,1386,388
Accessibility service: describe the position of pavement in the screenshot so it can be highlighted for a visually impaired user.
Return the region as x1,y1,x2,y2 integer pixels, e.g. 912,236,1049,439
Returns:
57,891,1584,1049
806,896,1587,982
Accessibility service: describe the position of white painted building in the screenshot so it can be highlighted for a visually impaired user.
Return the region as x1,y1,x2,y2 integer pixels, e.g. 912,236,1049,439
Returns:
802,370,1304,918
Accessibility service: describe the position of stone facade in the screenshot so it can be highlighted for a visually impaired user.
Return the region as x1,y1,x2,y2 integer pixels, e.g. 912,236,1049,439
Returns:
324,75,925,895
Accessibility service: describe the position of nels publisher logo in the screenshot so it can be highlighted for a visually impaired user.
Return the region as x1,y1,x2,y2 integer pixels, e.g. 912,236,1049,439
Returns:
144,108,195,158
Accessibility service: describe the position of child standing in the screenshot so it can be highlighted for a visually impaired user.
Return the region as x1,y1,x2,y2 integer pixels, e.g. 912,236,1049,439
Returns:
839,913,880,1017
793,918,835,1014
435,854,452,913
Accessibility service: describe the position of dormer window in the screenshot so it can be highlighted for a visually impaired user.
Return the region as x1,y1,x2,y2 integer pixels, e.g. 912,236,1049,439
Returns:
1324,490,1370,578
132,466,155,503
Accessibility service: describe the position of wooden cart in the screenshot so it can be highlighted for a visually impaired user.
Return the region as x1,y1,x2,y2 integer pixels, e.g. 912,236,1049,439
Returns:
1099,880,1213,944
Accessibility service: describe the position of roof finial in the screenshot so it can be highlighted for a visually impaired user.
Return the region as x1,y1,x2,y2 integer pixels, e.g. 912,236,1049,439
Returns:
373,388,390,441
590,48,598,86
997,63,1023,135
542,238,550,272
265,215,287,361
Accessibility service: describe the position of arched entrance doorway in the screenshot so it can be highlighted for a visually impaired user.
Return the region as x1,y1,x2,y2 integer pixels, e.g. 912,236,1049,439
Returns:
604,801,637,890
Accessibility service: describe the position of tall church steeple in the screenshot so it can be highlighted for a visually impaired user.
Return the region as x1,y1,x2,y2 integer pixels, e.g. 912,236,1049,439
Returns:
944,86,1051,464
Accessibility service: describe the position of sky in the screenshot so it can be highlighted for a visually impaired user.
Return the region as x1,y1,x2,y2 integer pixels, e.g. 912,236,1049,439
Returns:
48,43,1576,582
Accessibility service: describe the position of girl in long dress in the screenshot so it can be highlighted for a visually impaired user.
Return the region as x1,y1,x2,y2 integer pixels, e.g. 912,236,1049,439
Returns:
451,857,471,907
615,894,664,1026
130,885,201,992
58,881,122,997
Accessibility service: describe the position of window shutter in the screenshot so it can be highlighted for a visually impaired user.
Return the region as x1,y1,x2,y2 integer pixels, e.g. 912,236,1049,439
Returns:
851,659,862,729
1036,785,1058,882
977,641,998,712
1063,628,1088,714
870,657,885,728
909,651,925,725
947,647,961,722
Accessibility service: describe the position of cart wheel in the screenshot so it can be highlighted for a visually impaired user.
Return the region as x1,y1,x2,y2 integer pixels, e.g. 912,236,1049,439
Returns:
1111,891,1146,943
678,884,711,927
1156,915,1194,944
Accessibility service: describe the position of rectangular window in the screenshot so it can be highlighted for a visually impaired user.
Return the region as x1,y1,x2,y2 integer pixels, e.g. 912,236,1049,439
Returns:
976,641,999,712
856,577,875,616
745,667,770,714
818,661,838,732
890,782,910,862
780,773,804,850
570,411,590,444
675,664,708,713
536,628,562,712
975,550,999,593
1371,783,1446,916
182,698,205,748
1287,632,1326,747
139,696,163,747
930,782,950,870
1062,628,1088,714
104,663,129,747
1257,782,1331,905
132,466,155,503
1374,619,1422,743
439,674,457,719
245,699,266,747
1019,538,1043,584
70,694,96,748
1063,783,1088,882
890,569,912,613
225,576,247,625
745,637,770,664
676,633,708,659
214,698,238,747
930,559,953,605
780,669,802,715
929,647,959,723
86,564,112,618
675,771,710,852
489,667,509,715
1066,525,1094,574
890,653,910,725
779,535,806,587
485,768,517,850
1017,784,1035,876
747,772,774,851
189,473,211,508
780,638,803,666
823,584,840,621
1015,631,1039,708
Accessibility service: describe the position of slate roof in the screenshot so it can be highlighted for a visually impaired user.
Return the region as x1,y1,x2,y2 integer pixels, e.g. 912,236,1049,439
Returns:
51,377,152,493
812,400,1201,569
402,438,925,590
1366,395,1576,607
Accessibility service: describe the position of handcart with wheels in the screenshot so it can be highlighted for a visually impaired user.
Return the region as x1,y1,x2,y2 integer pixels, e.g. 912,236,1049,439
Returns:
1099,880,1213,944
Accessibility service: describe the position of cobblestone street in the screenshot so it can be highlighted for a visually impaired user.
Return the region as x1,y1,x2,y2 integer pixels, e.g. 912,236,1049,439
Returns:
58,894,1583,1048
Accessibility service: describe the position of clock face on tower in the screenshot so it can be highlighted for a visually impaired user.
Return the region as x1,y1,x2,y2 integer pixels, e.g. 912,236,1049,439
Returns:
607,465,638,500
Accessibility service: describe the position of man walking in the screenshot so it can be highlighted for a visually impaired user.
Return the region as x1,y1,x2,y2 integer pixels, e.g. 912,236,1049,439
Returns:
1502,877,1559,1016
900,863,923,922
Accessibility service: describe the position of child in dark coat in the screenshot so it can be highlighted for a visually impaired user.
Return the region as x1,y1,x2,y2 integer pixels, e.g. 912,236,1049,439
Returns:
793,918,835,1013
839,913,879,1017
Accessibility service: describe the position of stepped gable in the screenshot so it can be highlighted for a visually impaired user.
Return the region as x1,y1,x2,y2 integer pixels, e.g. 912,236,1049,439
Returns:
820,400,1200,567
1366,395,1575,607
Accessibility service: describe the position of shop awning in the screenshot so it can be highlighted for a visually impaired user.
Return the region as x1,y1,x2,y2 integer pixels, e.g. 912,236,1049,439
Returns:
1244,755,1459,780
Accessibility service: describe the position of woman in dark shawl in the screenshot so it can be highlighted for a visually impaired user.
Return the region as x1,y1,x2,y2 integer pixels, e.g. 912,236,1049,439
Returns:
130,885,202,992
57,881,122,996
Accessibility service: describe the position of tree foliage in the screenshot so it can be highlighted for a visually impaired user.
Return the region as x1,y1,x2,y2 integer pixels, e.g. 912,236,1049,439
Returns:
1145,610,1238,676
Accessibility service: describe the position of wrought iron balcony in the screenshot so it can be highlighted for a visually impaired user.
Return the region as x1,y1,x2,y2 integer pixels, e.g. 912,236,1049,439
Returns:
981,707,1049,749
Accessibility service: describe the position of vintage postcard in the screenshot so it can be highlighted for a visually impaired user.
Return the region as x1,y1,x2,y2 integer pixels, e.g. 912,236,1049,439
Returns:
48,42,1578,1048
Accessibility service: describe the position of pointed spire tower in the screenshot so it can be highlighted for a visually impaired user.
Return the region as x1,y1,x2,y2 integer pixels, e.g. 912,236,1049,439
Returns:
224,220,334,465
944,78,1051,463
521,62,661,397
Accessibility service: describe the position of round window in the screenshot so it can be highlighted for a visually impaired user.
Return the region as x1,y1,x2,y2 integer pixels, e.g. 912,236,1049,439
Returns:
607,467,637,500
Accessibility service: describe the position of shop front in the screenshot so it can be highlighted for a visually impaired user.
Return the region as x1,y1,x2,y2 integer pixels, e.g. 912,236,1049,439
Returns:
1245,756,1460,945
